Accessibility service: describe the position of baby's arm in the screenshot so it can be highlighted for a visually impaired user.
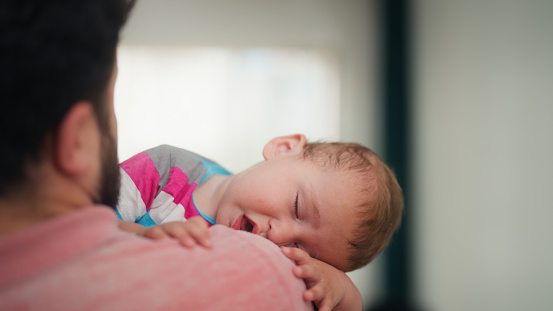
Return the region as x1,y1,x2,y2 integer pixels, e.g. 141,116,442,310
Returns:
118,217,213,248
281,247,362,311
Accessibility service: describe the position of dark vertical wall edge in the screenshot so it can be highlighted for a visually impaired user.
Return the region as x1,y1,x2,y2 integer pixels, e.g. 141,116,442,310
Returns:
369,0,415,310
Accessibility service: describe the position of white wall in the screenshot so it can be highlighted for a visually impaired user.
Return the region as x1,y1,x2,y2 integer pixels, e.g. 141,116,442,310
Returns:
413,1,553,310
120,0,379,147
118,0,382,306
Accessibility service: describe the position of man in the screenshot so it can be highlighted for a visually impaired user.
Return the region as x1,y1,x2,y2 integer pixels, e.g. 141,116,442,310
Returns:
0,1,312,310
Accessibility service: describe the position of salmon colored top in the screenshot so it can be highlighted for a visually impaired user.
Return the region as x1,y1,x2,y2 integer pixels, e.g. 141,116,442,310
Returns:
0,206,312,311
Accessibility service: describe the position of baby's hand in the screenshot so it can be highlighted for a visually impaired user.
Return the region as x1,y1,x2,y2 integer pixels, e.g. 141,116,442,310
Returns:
281,247,362,311
138,216,213,249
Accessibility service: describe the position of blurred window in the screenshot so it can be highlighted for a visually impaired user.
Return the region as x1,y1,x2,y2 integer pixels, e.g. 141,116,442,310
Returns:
115,46,340,171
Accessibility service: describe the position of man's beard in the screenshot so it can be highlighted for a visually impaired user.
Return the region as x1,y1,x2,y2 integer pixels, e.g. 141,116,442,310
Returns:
95,132,120,209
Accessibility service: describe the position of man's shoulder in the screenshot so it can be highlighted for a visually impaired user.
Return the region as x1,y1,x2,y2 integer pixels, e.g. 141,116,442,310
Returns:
109,225,313,310
151,225,312,309
0,209,312,311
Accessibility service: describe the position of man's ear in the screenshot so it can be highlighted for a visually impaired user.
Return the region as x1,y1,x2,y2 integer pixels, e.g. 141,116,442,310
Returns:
262,134,307,160
54,102,99,176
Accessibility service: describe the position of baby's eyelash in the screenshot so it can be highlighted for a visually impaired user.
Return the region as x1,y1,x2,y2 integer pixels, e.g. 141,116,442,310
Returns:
294,193,299,219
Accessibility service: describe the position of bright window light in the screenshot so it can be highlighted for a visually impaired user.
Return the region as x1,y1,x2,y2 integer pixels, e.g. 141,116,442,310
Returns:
115,46,340,172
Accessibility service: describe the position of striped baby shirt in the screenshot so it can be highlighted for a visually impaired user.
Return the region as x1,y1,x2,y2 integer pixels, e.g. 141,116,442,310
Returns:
116,145,232,227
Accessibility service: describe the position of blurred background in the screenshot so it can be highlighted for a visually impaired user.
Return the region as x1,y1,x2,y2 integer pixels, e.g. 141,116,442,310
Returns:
115,0,553,310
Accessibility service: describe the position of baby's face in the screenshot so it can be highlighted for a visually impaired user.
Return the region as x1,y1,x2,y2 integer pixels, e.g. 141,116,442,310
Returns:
215,152,360,270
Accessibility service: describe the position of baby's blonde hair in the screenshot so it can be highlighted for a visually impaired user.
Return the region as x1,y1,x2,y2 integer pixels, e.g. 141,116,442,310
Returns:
301,142,404,272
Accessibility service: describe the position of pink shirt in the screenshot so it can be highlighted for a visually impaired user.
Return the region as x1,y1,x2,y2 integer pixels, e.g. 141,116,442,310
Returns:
0,206,312,311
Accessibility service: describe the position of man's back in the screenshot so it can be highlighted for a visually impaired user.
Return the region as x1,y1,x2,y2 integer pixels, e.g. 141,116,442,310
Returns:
0,1,312,309
0,207,312,311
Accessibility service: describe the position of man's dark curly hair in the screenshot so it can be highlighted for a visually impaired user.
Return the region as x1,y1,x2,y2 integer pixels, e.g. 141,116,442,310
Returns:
0,0,135,195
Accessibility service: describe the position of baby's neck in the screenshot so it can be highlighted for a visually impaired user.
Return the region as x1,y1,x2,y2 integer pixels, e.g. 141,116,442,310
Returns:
192,174,232,221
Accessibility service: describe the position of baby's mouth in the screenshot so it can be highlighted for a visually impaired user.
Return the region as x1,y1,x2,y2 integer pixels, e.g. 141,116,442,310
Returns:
232,215,259,234
241,216,253,232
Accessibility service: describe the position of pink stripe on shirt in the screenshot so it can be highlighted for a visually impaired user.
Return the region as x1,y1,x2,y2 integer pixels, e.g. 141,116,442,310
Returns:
162,167,199,220
120,152,160,211
184,199,202,220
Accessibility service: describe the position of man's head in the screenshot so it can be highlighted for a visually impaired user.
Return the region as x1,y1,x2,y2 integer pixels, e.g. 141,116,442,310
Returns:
215,134,403,272
0,0,134,207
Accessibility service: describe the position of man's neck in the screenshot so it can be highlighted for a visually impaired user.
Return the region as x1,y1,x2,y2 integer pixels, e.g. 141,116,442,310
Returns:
0,169,94,237
0,201,57,236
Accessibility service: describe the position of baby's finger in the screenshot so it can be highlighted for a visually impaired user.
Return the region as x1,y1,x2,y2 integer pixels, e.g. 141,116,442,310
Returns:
293,264,322,282
315,300,333,311
178,236,197,248
303,283,327,302
153,224,197,248
185,217,213,248
140,227,169,240
281,246,311,265
164,227,197,248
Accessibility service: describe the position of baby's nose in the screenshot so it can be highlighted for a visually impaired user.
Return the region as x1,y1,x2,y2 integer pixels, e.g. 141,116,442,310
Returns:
267,219,294,244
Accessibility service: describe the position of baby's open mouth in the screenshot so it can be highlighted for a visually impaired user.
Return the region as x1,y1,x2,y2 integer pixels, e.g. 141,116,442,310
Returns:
232,215,259,234
240,216,253,232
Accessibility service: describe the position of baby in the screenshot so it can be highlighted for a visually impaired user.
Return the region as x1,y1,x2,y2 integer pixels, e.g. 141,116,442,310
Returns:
117,134,403,311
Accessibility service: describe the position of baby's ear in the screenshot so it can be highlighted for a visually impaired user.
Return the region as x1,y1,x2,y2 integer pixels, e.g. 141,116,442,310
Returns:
263,134,307,160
